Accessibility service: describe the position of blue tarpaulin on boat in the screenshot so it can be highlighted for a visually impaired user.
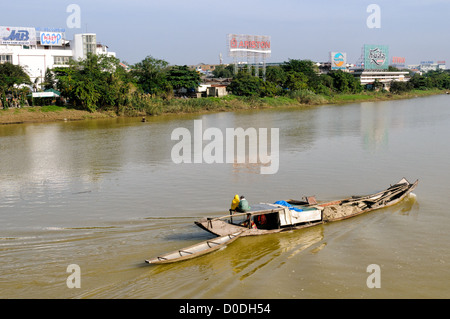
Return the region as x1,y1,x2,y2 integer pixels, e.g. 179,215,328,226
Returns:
274,200,303,212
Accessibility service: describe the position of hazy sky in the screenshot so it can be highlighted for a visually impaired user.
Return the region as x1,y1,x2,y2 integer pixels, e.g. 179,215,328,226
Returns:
1,0,449,66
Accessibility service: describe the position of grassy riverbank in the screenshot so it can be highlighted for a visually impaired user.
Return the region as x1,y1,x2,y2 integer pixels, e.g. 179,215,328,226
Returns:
0,105,117,125
327,88,447,104
0,89,446,125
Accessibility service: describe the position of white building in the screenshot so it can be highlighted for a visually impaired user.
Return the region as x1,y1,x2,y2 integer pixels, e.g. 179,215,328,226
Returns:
419,61,446,73
0,26,115,88
352,69,410,90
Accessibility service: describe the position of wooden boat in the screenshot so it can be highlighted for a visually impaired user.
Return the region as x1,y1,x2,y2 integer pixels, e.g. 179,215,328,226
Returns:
195,178,418,237
145,232,242,264
146,178,417,264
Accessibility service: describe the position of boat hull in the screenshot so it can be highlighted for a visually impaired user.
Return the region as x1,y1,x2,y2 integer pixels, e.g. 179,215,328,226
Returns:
195,178,418,237
146,178,418,265
145,232,242,264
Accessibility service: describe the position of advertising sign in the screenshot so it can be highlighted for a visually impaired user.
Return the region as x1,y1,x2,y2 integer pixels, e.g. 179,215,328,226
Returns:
392,57,405,64
331,52,347,70
391,56,406,68
40,32,63,46
0,26,36,45
227,34,271,57
364,44,389,70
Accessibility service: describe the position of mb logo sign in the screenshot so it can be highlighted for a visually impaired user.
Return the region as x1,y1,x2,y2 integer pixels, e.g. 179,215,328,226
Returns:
0,26,36,45
2,29,29,42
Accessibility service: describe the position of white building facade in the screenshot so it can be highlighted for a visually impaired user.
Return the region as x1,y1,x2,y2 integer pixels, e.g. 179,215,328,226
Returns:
0,26,115,87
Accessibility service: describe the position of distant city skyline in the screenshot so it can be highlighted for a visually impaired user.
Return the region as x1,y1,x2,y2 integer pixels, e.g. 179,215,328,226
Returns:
1,0,449,66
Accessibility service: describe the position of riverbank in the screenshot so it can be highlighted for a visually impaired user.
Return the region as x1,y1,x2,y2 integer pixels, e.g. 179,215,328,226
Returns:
0,89,446,125
0,105,117,125
326,88,447,104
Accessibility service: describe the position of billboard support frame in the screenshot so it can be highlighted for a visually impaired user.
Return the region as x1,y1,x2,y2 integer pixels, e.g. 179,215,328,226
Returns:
227,33,271,80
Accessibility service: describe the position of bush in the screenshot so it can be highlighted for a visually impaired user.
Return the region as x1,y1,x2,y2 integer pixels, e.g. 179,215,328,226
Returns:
288,89,327,105
389,81,413,94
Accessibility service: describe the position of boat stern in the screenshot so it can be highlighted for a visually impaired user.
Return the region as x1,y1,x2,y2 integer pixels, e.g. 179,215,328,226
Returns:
195,218,246,237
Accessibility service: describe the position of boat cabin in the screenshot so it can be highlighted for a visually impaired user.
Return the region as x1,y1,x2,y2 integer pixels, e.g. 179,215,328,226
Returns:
229,203,323,231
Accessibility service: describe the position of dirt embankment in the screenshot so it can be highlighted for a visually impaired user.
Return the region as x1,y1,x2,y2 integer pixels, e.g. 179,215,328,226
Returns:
0,106,117,125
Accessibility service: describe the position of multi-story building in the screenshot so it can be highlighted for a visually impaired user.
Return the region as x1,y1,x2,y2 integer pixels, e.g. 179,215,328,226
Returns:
351,69,410,89
419,61,446,73
0,26,115,87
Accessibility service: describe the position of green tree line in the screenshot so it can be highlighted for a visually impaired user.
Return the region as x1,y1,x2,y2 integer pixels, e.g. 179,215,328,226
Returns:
51,54,201,112
1,54,450,113
227,59,364,98
227,59,363,98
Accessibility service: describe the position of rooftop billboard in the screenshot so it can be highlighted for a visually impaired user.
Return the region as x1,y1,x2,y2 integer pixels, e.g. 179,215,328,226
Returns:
40,32,63,46
0,26,36,45
227,34,271,58
364,44,389,70
331,52,347,70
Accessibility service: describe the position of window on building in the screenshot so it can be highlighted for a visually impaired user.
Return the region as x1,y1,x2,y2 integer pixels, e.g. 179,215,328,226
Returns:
54,56,70,65
0,55,12,64
83,34,97,56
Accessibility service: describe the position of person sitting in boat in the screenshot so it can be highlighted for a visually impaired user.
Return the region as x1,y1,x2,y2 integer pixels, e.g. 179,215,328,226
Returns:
236,196,251,212
230,194,240,213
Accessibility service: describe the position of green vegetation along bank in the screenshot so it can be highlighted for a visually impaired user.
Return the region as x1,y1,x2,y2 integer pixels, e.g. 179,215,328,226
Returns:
1,53,449,124
0,89,446,125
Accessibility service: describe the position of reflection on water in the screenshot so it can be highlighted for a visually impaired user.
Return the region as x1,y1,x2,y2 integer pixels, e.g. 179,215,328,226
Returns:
228,226,325,280
361,102,390,151
1,95,450,298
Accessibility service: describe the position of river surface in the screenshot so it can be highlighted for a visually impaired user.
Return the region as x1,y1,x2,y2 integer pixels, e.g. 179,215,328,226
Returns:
1,94,450,299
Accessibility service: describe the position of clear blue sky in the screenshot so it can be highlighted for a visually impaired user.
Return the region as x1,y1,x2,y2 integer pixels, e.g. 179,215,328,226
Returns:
1,0,449,66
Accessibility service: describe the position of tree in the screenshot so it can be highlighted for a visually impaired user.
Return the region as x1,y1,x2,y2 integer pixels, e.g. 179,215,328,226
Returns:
227,71,264,96
284,71,308,91
131,55,169,95
0,62,31,92
53,53,132,112
43,68,56,90
388,66,401,72
328,70,362,93
389,81,413,94
409,73,428,89
0,63,31,108
212,64,234,78
281,59,321,91
166,65,201,92
265,66,287,87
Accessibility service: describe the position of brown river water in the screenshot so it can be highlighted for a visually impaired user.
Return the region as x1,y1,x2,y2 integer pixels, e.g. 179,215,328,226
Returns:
1,94,450,299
